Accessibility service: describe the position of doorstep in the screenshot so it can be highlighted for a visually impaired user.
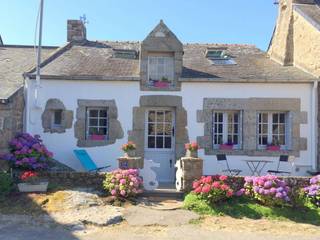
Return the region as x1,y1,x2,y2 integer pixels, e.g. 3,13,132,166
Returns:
140,182,184,199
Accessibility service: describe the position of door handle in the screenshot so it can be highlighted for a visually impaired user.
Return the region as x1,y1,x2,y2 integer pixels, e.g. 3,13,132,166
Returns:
170,159,172,168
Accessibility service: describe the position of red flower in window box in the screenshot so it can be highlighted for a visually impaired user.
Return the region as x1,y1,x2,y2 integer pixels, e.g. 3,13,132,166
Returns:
90,134,105,141
266,145,281,151
154,81,169,88
219,144,234,150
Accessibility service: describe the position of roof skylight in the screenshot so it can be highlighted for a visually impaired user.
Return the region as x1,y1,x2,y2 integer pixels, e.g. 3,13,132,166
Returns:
206,48,236,65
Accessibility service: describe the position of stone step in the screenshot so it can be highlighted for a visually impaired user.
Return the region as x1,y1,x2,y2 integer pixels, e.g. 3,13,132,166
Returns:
141,188,184,199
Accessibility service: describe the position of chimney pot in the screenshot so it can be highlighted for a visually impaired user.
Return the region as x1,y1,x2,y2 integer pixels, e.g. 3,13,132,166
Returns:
67,19,86,42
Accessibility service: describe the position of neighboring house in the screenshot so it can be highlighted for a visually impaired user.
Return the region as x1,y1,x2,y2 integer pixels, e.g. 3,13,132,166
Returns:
0,0,319,182
268,0,320,170
0,40,56,154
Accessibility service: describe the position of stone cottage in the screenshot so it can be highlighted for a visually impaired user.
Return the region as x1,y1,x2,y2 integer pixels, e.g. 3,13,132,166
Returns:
1,0,320,182
0,39,55,155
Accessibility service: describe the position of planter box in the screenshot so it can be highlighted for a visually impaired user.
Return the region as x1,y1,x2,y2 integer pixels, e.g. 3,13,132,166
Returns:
266,145,281,151
219,144,234,150
154,81,169,88
90,134,105,141
18,182,48,192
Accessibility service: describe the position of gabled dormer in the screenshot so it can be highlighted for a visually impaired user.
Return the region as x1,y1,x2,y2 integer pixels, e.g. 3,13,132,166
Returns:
140,20,183,91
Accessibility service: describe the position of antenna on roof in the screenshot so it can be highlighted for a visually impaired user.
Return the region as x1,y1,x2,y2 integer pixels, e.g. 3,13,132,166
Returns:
80,14,89,25
273,0,279,4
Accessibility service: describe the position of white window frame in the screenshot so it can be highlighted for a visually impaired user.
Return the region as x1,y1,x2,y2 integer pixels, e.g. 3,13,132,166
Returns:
212,111,242,149
86,107,108,140
147,56,174,82
257,111,288,150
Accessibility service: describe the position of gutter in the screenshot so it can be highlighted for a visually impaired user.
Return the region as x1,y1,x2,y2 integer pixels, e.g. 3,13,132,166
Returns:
312,80,319,170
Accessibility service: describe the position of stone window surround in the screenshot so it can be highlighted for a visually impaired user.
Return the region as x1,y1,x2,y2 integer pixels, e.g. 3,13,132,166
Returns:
128,95,189,161
41,99,73,134
74,99,124,147
197,98,308,157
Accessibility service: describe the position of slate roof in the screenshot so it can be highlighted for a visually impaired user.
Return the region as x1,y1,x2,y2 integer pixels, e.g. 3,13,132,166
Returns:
0,45,56,100
294,0,320,31
26,40,316,82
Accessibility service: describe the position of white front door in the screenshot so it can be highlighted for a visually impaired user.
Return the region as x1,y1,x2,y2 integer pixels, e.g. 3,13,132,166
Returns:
144,108,175,183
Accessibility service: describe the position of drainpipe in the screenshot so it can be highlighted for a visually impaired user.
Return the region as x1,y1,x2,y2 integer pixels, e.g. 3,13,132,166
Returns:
311,80,318,170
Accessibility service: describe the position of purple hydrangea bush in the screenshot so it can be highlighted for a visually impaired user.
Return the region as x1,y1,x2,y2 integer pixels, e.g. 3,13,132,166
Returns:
103,169,143,199
0,133,53,170
242,175,290,206
303,175,320,207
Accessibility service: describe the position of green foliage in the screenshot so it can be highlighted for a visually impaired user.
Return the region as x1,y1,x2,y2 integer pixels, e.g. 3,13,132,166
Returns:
0,172,14,196
183,193,320,226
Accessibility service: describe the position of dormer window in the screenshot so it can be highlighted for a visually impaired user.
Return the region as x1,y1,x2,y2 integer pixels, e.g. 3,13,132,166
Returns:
206,48,236,65
113,49,138,59
148,54,174,88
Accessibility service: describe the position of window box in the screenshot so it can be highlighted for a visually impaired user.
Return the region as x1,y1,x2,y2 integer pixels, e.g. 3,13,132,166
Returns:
90,134,106,141
219,144,234,150
266,145,281,151
154,81,170,88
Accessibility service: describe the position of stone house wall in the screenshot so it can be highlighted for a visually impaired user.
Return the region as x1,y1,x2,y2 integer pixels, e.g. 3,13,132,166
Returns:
0,88,24,153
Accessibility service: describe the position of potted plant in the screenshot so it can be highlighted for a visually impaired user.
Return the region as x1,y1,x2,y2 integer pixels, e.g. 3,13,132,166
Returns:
122,141,136,157
154,77,170,88
18,171,48,192
267,140,281,151
185,142,199,158
219,141,234,150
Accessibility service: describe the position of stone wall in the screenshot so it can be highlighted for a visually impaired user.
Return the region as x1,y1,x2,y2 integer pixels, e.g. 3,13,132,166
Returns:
293,10,320,76
197,98,307,157
67,20,86,42
0,88,24,153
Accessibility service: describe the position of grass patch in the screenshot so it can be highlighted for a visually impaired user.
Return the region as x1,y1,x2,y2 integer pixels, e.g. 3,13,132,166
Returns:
183,193,320,226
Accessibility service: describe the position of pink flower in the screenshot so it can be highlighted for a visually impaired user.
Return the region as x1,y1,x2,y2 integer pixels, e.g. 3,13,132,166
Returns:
203,176,212,184
120,190,126,196
193,181,200,189
120,178,126,185
194,187,202,193
220,184,229,191
212,181,220,188
219,175,228,181
111,190,117,196
226,190,233,197
202,184,211,193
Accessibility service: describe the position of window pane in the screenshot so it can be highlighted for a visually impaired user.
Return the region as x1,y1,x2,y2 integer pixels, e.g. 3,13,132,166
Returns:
272,113,278,123
233,135,238,144
148,111,155,122
262,113,268,123
272,124,279,134
148,123,155,135
148,136,155,148
164,137,171,148
218,113,223,122
279,135,285,145
156,137,164,148
279,124,285,134
165,111,172,123
234,124,238,133
54,110,62,125
234,113,239,123
100,110,107,118
217,135,223,144
218,124,223,133
156,111,164,122
99,119,107,127
89,127,98,135
156,123,164,135
164,124,172,136
89,110,98,117
262,136,268,145
98,128,107,135
89,119,98,126
279,113,285,123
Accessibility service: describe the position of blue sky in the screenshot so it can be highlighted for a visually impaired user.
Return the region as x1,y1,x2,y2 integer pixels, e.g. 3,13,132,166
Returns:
0,0,278,50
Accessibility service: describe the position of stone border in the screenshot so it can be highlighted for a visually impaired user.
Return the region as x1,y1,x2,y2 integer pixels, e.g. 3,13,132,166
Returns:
197,98,307,157
41,99,73,133
74,99,124,147
128,95,189,160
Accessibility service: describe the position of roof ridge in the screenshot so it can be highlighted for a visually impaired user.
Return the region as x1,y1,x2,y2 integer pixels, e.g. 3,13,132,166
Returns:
1,44,58,49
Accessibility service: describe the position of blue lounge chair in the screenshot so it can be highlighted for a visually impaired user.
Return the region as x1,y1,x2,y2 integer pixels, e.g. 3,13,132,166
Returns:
73,149,111,172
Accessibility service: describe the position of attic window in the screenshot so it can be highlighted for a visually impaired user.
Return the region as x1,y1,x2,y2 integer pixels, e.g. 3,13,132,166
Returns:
113,49,138,59
206,48,236,65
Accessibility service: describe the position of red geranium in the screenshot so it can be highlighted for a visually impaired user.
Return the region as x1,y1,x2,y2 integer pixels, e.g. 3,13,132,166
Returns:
185,142,199,152
20,171,38,183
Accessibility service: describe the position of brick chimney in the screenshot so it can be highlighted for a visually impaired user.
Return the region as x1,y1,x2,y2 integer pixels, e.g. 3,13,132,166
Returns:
67,20,86,42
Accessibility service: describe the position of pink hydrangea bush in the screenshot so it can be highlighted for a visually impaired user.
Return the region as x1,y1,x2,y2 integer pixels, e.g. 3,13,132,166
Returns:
303,175,320,207
242,175,290,206
192,175,234,203
103,169,143,199
0,133,53,170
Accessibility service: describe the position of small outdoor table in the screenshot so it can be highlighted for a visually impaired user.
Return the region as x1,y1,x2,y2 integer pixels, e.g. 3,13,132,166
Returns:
242,159,273,176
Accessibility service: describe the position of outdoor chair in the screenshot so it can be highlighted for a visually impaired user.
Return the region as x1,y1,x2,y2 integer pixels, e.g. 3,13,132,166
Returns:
73,149,111,172
216,154,242,176
267,155,291,175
